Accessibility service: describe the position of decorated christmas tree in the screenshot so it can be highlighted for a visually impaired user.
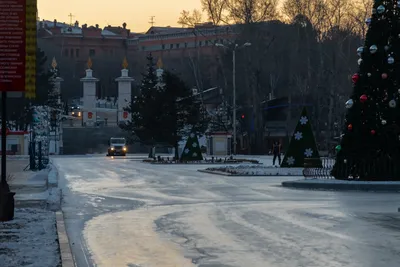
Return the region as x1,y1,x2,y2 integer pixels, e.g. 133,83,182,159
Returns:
332,1,400,181
281,107,321,168
180,132,203,161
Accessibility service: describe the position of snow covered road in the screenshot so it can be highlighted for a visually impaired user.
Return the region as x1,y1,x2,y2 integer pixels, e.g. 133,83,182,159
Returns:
53,156,400,267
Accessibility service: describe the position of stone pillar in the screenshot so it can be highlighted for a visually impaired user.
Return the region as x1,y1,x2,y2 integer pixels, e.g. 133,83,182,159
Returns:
115,58,134,124
80,59,98,127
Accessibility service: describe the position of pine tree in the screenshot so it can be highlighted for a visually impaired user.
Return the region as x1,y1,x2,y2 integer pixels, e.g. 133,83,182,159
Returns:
332,1,400,180
281,107,321,168
159,70,208,159
120,53,164,156
180,132,203,161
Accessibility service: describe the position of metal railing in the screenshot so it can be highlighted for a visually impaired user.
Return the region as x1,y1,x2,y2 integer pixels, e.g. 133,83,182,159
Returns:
303,156,400,181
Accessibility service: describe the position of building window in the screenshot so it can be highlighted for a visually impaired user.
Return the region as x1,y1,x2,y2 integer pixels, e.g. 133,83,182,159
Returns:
205,40,209,46
70,49,74,58
89,49,96,57
185,42,188,48
176,43,180,48
63,49,68,57
162,44,165,50
170,44,173,49
199,41,202,46
76,49,80,57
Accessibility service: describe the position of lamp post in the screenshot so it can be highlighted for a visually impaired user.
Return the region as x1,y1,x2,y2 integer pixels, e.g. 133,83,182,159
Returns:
215,42,251,155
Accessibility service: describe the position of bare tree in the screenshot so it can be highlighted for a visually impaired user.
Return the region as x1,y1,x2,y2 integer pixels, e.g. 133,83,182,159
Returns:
227,0,280,24
177,9,203,27
201,0,229,25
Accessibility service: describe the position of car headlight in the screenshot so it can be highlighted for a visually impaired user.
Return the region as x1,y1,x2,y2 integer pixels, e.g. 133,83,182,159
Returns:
123,147,127,151
110,147,115,150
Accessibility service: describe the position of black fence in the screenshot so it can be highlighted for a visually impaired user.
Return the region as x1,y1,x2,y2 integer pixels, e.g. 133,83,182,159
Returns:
303,157,400,181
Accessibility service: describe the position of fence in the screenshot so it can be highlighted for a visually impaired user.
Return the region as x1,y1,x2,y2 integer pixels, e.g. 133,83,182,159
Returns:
303,156,400,181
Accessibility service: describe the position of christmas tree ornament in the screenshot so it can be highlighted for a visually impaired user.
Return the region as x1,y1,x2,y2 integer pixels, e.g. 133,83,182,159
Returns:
352,73,360,83
398,0,400,7
343,159,347,163
345,99,354,108
382,73,388,79
382,120,387,125
385,45,390,51
367,73,372,77
357,47,364,56
348,124,353,130
358,58,363,65
377,5,385,14
360,94,368,103
371,129,376,135
365,18,372,25
388,56,395,64
389,99,397,108
370,45,378,54
335,145,342,152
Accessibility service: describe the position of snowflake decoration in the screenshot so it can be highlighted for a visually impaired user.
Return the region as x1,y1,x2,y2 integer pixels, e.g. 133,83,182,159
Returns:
304,148,313,158
299,116,308,125
193,152,198,157
294,131,303,140
287,156,295,165
192,142,198,148
190,133,195,138
184,148,190,154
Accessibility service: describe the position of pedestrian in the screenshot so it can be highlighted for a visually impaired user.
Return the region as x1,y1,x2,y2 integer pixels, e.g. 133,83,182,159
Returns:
272,141,281,166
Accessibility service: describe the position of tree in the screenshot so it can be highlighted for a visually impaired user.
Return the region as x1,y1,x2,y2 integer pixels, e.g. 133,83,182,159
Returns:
180,132,203,161
332,0,400,181
178,9,203,27
281,107,321,167
120,53,163,157
159,70,209,159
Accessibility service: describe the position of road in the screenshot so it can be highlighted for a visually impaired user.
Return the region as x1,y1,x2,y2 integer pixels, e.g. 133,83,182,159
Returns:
53,156,400,267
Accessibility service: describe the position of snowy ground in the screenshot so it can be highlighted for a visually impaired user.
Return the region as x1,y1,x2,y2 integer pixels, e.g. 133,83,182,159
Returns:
0,208,60,267
203,164,303,176
53,155,400,267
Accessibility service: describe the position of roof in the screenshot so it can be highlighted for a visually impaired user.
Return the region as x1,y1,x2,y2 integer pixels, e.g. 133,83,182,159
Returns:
145,26,191,35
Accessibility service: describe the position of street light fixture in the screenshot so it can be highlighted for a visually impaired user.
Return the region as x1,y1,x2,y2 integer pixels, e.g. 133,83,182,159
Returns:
215,42,252,155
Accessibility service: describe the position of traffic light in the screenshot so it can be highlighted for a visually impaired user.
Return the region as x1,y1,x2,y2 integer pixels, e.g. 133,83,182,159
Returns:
241,114,245,119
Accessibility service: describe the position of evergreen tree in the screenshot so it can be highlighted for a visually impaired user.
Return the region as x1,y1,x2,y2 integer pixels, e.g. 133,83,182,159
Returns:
120,53,163,156
332,1,400,180
281,107,321,168
159,70,209,159
181,132,203,161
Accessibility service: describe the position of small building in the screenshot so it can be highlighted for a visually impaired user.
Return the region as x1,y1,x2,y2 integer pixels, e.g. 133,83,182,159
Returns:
0,131,30,155
207,132,232,156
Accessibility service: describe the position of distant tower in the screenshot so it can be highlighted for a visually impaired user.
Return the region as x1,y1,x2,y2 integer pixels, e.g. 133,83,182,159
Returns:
149,16,155,27
68,13,75,26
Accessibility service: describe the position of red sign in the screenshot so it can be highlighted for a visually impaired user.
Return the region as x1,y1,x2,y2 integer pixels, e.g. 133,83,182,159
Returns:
88,112,93,119
123,111,128,119
0,0,26,92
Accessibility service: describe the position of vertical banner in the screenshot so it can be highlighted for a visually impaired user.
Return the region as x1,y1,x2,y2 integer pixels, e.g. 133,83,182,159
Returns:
25,0,37,98
0,0,26,91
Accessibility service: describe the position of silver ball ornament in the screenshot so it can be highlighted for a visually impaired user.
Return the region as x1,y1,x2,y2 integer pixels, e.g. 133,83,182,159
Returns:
388,57,394,64
382,120,387,125
389,99,397,108
358,59,362,65
345,99,354,108
365,18,371,25
367,73,372,77
357,47,364,56
370,45,378,54
377,5,385,14
385,45,390,51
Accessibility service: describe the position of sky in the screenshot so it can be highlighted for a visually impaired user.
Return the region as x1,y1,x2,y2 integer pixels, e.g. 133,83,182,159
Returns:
37,0,202,32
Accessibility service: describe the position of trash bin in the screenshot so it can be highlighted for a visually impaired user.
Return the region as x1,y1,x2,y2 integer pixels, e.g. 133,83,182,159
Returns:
0,192,15,221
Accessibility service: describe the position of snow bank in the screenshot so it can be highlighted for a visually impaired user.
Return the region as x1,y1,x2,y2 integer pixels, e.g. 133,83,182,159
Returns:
47,188,61,211
48,167,58,188
204,164,303,176
0,208,60,267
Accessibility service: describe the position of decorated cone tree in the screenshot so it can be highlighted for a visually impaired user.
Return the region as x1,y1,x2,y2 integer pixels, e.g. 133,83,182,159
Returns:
332,0,400,180
180,132,203,161
281,107,322,168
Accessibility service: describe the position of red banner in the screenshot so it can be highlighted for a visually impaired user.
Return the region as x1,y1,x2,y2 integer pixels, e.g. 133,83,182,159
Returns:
0,0,26,92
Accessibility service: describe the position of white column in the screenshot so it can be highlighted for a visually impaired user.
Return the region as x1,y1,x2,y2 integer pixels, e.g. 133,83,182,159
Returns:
115,69,134,123
80,69,99,127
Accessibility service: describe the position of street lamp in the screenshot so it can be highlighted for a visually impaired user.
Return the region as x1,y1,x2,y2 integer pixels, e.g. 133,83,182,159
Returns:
215,42,252,155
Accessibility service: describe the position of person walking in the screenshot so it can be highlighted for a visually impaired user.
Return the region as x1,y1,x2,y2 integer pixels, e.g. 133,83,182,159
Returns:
272,141,281,166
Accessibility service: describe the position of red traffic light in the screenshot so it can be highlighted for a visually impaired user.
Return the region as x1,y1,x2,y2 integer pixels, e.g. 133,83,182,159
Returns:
241,114,245,119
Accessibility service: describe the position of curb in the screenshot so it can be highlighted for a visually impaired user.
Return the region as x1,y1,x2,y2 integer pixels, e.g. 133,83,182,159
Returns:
56,211,75,267
282,179,400,192
197,169,303,177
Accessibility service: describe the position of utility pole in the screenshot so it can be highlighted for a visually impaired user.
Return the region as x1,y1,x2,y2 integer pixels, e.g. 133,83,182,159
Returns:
149,16,155,27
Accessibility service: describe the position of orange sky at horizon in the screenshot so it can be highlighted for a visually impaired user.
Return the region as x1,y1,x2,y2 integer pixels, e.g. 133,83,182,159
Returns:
37,0,202,32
